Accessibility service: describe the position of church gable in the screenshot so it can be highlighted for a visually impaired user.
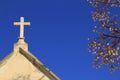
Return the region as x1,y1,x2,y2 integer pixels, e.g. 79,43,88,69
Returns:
0,48,59,80
0,49,49,80
0,17,60,80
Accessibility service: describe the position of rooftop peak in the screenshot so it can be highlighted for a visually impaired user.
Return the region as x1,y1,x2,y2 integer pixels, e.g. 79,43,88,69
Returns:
13,17,30,52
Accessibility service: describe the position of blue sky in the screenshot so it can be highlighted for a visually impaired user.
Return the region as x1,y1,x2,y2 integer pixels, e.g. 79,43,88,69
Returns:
0,0,120,80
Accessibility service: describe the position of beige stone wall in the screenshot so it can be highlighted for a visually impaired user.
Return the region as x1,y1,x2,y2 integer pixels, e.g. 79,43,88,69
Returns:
0,51,50,80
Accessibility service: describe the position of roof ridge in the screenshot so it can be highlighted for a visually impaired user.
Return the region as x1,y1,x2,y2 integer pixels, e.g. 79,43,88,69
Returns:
19,48,60,80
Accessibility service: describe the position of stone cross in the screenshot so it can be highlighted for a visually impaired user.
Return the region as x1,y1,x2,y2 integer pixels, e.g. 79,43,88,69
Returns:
14,17,30,38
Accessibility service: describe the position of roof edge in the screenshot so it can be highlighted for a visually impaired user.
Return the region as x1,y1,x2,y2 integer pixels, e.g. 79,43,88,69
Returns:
19,48,60,80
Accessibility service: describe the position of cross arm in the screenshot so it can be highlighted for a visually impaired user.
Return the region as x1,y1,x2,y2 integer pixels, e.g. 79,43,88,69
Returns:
24,22,31,26
14,22,20,26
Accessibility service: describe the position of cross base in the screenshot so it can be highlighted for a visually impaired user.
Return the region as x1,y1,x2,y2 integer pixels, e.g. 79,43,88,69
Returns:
18,37,25,39
14,38,28,52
